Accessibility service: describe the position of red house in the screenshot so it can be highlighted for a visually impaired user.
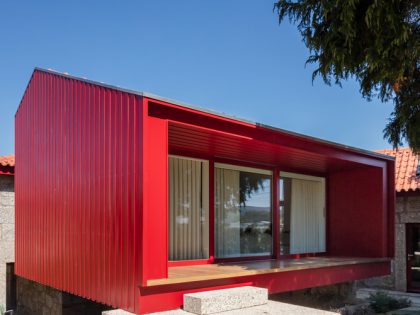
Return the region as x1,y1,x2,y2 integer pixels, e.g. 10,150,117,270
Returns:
15,68,395,314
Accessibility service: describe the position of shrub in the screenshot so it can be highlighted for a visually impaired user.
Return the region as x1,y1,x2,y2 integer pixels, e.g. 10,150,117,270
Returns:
367,291,411,313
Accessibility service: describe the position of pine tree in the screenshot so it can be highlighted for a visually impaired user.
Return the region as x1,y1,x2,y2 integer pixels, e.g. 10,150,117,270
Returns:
275,0,420,152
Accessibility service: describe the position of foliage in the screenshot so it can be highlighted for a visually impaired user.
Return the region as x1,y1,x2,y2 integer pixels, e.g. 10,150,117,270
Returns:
239,172,268,206
367,291,411,313
274,0,420,152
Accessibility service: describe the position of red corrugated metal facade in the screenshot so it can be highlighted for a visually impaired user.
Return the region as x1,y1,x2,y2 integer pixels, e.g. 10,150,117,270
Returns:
15,70,143,312
15,68,395,314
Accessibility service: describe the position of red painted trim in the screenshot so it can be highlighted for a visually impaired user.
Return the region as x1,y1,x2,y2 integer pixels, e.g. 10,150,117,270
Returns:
169,148,329,179
169,148,212,161
170,148,276,172
0,166,14,175
209,158,215,262
214,256,273,263
214,156,275,171
388,163,395,258
277,165,327,179
397,191,420,197
325,175,330,254
382,166,388,257
278,252,326,259
168,259,214,267
212,252,325,264
273,168,280,259
0,172,14,176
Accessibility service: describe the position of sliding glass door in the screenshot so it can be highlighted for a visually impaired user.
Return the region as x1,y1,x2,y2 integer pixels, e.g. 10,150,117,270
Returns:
168,156,209,261
279,172,326,255
168,156,325,262
214,163,272,258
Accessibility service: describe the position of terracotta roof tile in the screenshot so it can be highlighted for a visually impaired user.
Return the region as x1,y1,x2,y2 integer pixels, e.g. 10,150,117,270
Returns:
0,155,14,167
376,148,420,192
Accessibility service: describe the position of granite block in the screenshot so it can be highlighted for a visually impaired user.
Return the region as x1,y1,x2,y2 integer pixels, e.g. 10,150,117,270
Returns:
183,286,267,315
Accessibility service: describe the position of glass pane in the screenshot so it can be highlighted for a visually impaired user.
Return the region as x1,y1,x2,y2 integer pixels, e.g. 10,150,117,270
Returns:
279,178,291,255
279,174,325,255
215,167,272,258
168,156,209,261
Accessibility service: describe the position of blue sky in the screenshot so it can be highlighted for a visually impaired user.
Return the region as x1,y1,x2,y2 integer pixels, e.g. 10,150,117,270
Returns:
0,1,395,156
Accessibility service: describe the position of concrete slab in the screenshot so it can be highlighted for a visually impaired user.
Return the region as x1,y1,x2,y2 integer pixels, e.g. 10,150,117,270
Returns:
183,286,267,314
154,300,337,315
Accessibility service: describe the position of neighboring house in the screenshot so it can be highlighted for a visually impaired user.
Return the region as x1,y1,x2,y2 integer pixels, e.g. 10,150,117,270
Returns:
0,155,15,312
377,148,420,292
15,68,395,314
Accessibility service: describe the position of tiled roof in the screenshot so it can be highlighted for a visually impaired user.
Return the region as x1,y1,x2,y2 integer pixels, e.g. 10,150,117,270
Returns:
376,148,420,192
0,155,15,167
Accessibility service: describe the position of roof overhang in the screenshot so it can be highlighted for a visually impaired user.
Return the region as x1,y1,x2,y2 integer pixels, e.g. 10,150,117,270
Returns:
147,98,392,174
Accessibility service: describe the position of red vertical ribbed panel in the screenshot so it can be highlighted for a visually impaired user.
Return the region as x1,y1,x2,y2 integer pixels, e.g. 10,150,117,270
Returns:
15,69,143,313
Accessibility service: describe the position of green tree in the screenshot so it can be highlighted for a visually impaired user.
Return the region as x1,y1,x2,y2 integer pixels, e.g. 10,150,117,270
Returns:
274,0,420,152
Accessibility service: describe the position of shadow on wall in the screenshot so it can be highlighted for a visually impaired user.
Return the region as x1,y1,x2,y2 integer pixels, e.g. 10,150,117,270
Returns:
16,276,112,315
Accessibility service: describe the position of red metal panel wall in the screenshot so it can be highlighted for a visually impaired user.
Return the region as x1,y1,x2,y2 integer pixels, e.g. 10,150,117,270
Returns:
140,106,168,284
15,70,143,313
328,166,388,257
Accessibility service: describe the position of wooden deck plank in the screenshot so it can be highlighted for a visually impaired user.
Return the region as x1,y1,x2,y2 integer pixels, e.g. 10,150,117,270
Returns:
146,257,391,286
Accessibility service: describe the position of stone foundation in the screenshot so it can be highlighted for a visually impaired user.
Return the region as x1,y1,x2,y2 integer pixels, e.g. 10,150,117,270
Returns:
272,282,357,305
356,272,395,291
16,277,62,315
16,277,111,315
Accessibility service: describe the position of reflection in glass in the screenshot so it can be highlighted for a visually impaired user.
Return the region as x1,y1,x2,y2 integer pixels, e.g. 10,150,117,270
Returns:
215,167,272,258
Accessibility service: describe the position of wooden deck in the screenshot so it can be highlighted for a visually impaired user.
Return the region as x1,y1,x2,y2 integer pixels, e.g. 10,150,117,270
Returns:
147,257,390,286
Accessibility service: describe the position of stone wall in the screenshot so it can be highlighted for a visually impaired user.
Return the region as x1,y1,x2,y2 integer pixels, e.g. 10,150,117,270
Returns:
0,174,14,310
394,194,420,291
16,276,111,315
16,277,62,315
357,194,420,291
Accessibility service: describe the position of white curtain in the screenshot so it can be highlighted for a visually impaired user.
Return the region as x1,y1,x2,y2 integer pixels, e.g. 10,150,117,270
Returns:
169,156,209,260
290,178,325,254
215,168,240,258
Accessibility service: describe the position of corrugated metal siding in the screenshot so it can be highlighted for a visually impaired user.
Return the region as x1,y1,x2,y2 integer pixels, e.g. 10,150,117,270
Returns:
15,70,143,313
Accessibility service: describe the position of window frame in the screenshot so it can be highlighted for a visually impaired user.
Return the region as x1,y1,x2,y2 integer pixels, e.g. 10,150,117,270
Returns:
167,151,328,266
168,154,211,264
214,162,274,261
278,171,327,256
